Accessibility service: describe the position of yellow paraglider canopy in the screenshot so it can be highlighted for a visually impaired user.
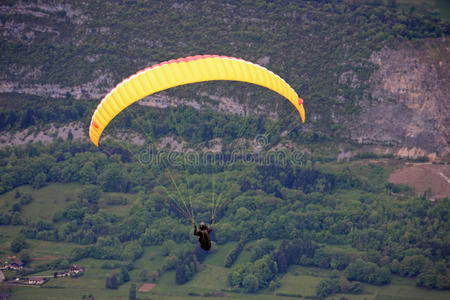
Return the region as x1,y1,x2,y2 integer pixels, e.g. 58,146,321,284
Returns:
89,55,305,146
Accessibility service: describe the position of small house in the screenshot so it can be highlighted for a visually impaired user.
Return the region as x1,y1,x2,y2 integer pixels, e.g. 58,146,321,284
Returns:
8,258,24,270
28,276,44,285
70,265,85,274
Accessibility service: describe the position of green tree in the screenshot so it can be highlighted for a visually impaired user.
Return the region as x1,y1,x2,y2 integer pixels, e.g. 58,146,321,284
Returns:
252,255,278,289
242,274,259,293
129,283,136,300
11,235,27,253
161,240,176,256
161,255,179,272
105,273,118,289
32,172,47,189
79,161,96,184
371,266,391,285
121,242,143,261
119,267,130,283
11,211,22,225
228,263,249,287
142,228,163,246
0,213,11,225
12,203,21,212
176,264,187,285
20,193,33,205
19,250,31,265
224,241,246,268
436,274,450,289
78,185,101,204
251,238,275,261
139,270,149,282
390,259,402,274
401,255,431,277
78,185,101,213
149,270,159,282
416,266,437,288
316,278,341,298
345,258,390,285
98,164,130,192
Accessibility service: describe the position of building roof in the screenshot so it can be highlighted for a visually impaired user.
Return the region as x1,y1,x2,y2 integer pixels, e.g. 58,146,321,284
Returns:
29,276,43,281
10,258,24,266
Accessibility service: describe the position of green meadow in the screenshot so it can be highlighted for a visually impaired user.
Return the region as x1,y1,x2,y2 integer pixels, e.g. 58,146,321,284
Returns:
1,182,449,300
0,183,81,223
9,259,450,300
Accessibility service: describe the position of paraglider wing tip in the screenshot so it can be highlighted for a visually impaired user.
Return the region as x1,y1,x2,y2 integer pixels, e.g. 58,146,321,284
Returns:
90,121,100,147
90,137,99,147
298,98,306,123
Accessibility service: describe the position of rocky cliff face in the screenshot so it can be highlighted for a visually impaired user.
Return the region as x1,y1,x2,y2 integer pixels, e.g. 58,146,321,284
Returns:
1,39,448,161
0,3,448,161
351,38,449,161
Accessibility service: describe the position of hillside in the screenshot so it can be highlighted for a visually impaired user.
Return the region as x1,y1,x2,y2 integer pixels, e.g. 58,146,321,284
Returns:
0,1,449,300
0,0,449,160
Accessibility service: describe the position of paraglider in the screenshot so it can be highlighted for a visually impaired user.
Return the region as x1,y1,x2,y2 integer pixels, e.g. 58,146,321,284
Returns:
89,55,305,147
194,221,213,251
89,55,306,249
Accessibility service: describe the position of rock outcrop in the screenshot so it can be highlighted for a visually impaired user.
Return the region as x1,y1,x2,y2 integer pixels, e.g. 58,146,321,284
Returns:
351,38,449,161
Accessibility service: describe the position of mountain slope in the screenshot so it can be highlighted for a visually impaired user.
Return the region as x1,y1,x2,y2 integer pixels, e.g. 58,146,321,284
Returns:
0,0,448,160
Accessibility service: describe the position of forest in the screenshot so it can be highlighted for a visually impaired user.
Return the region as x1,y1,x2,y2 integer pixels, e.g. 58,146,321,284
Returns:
0,137,448,298
0,0,449,299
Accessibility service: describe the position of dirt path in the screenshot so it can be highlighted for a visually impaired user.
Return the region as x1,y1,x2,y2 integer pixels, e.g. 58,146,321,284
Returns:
388,163,450,199
32,256,59,261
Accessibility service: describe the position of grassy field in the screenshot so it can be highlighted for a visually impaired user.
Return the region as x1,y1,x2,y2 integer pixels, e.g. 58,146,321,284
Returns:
27,240,81,264
0,183,83,223
99,192,137,217
203,241,237,266
132,245,165,272
0,184,137,223
277,273,322,297
0,225,23,256
232,240,257,266
13,266,450,300
274,266,450,300
7,244,450,300
2,183,450,300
